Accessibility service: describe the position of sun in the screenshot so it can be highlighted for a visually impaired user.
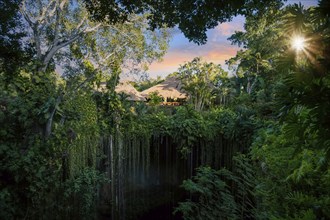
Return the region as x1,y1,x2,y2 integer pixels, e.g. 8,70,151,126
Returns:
292,36,305,51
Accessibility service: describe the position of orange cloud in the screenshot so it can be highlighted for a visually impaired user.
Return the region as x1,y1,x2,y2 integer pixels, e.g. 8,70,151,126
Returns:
147,51,195,76
147,16,245,78
148,44,239,78
205,47,238,62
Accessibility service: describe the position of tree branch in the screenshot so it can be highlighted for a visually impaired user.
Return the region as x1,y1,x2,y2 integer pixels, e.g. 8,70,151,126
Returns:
20,0,34,26
53,6,61,46
84,23,102,33
21,1,42,61
22,0,104,72
42,33,81,71
37,0,57,24
59,0,68,10
74,15,88,33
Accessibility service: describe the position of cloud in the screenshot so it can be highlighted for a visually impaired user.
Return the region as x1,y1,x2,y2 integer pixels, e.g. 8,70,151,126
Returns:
216,23,234,37
216,21,244,36
147,41,239,78
147,16,245,78
209,17,245,44
206,46,238,63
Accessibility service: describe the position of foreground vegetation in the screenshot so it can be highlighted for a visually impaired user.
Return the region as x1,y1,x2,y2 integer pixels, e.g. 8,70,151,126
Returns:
1,0,329,219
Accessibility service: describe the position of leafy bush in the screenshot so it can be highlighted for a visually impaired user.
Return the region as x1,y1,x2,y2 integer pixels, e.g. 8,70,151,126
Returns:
63,168,109,219
175,154,256,220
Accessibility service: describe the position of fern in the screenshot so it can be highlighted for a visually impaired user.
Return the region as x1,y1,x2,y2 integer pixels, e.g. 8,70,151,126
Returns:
175,154,256,220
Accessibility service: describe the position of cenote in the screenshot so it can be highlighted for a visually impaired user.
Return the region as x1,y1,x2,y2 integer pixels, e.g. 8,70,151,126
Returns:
2,1,329,219
97,126,245,219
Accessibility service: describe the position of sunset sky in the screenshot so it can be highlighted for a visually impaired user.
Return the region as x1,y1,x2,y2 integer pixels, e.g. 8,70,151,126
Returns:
146,0,318,79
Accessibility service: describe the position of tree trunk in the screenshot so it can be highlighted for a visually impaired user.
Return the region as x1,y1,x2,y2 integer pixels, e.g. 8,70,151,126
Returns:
45,94,62,137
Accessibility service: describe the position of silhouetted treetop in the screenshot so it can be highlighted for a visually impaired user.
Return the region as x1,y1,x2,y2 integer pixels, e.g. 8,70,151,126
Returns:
84,0,282,44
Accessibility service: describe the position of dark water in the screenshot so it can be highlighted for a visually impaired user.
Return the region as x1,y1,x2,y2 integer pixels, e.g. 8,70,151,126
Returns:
138,202,183,220
134,185,185,220
98,185,185,220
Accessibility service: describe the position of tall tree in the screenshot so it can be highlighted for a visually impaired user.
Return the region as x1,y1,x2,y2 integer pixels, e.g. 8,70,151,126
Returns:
20,0,105,73
178,57,227,111
227,0,284,96
19,0,169,137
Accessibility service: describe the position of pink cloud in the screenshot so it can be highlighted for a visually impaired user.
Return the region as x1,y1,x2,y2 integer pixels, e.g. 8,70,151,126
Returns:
148,44,239,78
210,16,245,42
205,47,238,63
216,23,234,36
147,16,245,78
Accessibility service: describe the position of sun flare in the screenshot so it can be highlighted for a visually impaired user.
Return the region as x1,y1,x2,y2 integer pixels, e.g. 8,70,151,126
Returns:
292,36,305,51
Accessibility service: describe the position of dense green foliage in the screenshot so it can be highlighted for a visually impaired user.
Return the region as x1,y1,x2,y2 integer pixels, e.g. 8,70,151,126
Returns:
0,76,108,218
178,57,228,111
175,1,330,220
175,155,255,220
0,0,167,218
1,0,329,219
